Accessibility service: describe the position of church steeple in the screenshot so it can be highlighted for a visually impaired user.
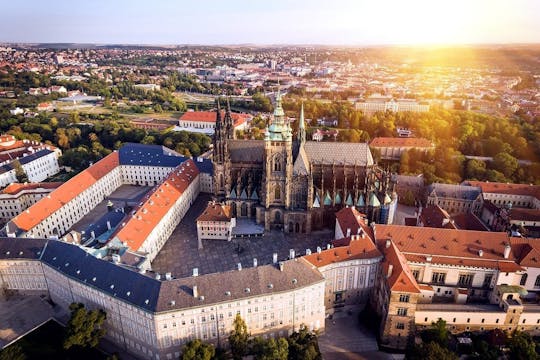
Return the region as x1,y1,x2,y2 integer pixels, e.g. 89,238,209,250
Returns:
215,98,223,133
299,102,306,145
265,85,292,142
224,97,234,139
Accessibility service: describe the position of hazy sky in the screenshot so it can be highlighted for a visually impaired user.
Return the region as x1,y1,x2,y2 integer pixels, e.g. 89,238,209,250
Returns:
1,0,539,45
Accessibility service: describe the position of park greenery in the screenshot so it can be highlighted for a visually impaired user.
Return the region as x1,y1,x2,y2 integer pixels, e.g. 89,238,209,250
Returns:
406,319,540,360
63,302,107,350
179,314,321,360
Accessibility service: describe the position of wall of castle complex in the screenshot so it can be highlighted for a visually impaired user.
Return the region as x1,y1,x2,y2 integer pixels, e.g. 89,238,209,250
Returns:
0,259,47,295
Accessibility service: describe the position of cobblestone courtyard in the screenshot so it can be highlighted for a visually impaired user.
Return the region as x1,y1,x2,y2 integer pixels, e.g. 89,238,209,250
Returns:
152,194,334,278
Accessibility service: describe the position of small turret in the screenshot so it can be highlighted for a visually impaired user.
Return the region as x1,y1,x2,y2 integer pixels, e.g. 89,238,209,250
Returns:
299,102,306,146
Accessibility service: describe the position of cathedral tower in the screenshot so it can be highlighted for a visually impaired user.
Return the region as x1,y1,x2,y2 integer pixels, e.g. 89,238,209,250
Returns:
213,99,232,200
262,88,293,230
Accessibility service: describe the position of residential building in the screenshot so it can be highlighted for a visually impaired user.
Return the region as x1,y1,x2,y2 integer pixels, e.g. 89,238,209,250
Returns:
369,137,434,161
426,183,483,215
177,110,251,135
0,182,61,223
196,202,235,246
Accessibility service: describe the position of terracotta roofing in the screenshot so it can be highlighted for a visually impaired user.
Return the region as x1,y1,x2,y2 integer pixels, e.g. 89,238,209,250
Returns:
452,213,491,231
114,159,199,252
510,237,540,267
197,202,232,222
305,235,382,267
179,111,250,127
334,206,373,240
156,258,324,312
419,205,456,229
0,237,47,260
508,208,540,222
370,137,434,148
464,181,540,199
9,152,120,233
1,182,62,195
382,240,421,293
374,225,517,269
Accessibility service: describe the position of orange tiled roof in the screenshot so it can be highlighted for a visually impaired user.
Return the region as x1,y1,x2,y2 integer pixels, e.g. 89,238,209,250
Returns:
2,182,62,195
11,152,119,231
334,206,373,241
383,240,421,293
465,181,540,199
179,111,250,127
304,235,382,267
114,159,199,251
197,202,232,222
370,137,433,148
375,225,516,268
419,205,456,229
511,237,540,267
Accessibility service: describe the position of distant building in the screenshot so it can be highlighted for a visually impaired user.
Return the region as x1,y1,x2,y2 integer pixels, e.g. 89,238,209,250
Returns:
130,119,176,131
9,107,24,115
426,183,482,215
177,110,251,135
311,129,338,141
369,137,434,160
355,96,429,114
133,84,161,92
36,102,54,112
0,182,61,223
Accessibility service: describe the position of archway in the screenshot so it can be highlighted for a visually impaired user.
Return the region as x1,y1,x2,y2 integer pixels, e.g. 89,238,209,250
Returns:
231,203,237,218
241,202,248,217
274,211,281,224
295,222,300,233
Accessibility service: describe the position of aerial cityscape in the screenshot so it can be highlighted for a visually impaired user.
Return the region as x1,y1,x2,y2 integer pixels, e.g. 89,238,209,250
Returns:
0,1,539,360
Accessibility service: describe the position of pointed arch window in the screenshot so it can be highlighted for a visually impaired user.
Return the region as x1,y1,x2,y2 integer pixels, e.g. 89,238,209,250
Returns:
274,185,281,200
273,155,282,172
521,273,528,286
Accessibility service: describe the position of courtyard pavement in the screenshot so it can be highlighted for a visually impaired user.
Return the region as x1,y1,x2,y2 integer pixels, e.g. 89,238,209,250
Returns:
151,194,335,278
0,295,55,348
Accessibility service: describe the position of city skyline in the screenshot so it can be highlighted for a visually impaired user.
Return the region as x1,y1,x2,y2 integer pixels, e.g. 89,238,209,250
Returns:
1,0,539,46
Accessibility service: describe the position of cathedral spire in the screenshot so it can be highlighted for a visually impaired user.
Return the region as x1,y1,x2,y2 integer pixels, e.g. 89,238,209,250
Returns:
299,102,306,145
215,98,222,132
224,97,234,139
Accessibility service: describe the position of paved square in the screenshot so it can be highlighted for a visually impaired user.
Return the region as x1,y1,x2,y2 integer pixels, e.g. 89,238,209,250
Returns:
151,194,335,278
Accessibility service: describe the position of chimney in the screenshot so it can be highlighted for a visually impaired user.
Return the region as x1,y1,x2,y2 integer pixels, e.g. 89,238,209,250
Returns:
289,249,295,259
112,254,120,263
253,258,258,267
387,264,393,278
504,244,511,259
155,273,161,280
106,221,111,230
279,261,284,272
193,268,199,277
193,285,198,298
327,244,331,250
237,262,242,271
306,249,312,255
165,272,172,280
478,249,484,257
346,228,351,237
90,230,95,239
426,255,432,262
385,239,391,248
272,253,278,264
316,246,322,254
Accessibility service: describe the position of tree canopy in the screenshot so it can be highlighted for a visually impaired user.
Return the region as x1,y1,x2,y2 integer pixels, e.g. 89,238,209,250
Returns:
180,339,215,360
63,303,107,350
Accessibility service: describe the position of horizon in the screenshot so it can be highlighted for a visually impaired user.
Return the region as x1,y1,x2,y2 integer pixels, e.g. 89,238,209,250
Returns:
1,0,539,46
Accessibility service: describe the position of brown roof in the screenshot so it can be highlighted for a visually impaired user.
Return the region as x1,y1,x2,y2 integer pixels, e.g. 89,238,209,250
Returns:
197,202,232,222
452,213,490,231
509,208,540,222
11,152,120,232
114,160,199,251
1,182,62,195
511,237,540,267
305,235,382,267
370,137,433,148
419,205,456,229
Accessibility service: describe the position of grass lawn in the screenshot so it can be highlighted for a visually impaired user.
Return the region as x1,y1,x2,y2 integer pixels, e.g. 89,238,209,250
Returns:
8,320,107,360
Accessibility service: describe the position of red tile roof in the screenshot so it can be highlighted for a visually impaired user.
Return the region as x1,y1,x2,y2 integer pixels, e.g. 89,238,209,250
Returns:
114,159,199,251
197,202,232,222
510,237,540,267
304,235,382,267
419,205,456,229
334,206,373,241
1,182,62,195
374,225,517,269
370,137,433,148
179,111,250,127
465,181,540,199
11,152,120,232
382,240,421,293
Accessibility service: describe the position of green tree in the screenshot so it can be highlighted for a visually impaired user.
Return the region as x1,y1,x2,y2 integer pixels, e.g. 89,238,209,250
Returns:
252,337,288,360
229,314,249,360
0,343,26,360
63,302,107,350
12,159,28,183
406,341,457,360
507,330,538,360
492,152,519,178
180,339,215,360
421,318,449,347
287,326,321,360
